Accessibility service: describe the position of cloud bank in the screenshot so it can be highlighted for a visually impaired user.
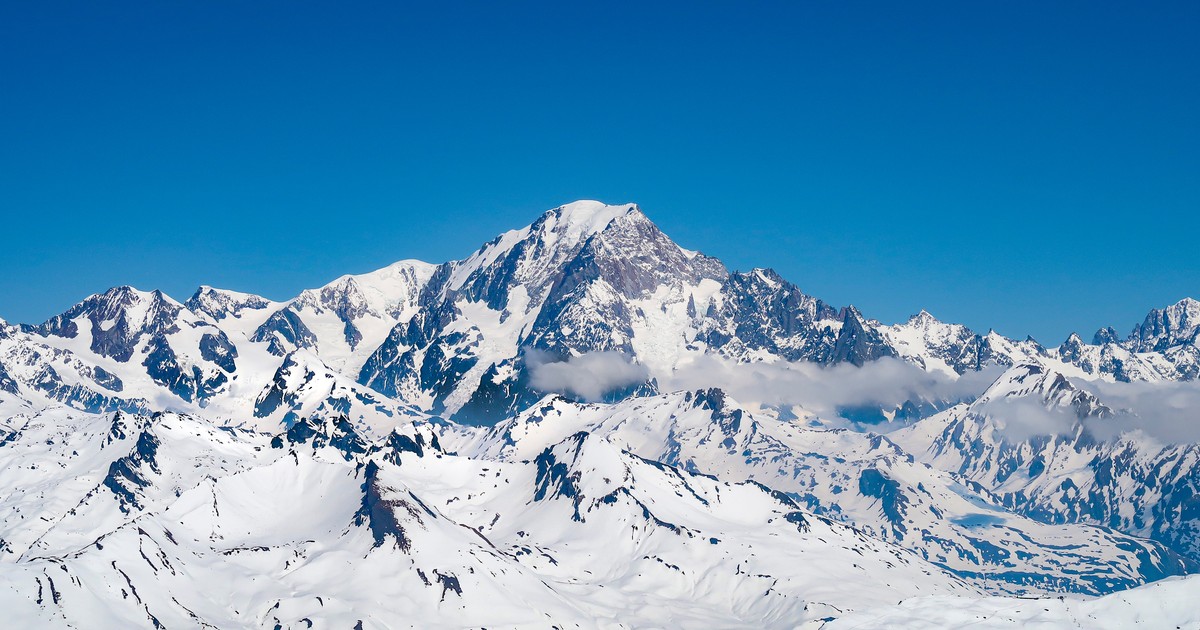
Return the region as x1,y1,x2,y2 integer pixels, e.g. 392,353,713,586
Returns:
526,348,1200,445
974,396,1083,442
658,355,1000,422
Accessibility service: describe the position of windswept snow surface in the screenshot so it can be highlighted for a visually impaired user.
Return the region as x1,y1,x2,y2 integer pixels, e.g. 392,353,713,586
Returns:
824,575,1200,629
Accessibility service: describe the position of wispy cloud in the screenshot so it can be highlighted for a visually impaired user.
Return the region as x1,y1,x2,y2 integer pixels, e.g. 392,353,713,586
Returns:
528,348,1200,445
1080,379,1200,444
973,396,1082,442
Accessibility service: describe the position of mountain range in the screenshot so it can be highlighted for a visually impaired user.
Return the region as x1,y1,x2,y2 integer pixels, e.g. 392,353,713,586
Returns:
2,200,1199,628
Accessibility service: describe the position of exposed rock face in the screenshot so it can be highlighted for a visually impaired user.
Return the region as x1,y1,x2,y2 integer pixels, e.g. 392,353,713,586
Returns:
252,308,319,356
185,286,272,321
1129,298,1200,352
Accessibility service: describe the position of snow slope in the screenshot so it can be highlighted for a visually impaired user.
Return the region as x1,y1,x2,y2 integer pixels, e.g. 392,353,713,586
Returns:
824,574,1200,629
0,406,974,628
456,389,1193,595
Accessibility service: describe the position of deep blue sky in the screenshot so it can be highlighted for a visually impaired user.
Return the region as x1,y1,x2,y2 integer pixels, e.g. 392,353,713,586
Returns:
1,1,1197,343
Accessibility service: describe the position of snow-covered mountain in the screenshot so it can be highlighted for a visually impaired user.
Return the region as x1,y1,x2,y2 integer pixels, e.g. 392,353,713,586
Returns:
893,362,1200,564
0,406,976,628
454,389,1193,595
5,201,1198,429
3,199,1200,627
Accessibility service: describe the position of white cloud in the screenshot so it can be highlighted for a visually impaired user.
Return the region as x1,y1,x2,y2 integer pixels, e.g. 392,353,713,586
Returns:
527,350,649,402
529,347,1200,445
657,354,1000,422
1079,379,1200,444
950,374,1200,445
974,396,1081,442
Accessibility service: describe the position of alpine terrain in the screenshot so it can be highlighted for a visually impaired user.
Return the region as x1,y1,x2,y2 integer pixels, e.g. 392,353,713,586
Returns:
3,200,1200,628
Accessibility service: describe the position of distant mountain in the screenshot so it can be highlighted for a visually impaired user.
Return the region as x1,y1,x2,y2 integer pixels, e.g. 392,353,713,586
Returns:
4,201,1197,428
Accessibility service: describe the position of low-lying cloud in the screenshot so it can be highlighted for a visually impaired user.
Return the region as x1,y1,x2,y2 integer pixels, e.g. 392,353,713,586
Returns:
527,350,649,402
658,355,1001,423
529,348,1200,444
1080,379,1200,444
973,396,1082,442
951,374,1200,445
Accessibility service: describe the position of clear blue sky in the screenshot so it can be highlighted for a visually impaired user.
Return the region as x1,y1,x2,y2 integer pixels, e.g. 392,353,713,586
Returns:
1,1,1197,343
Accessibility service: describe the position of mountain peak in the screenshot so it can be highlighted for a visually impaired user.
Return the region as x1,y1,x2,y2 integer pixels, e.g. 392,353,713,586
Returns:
188,285,267,303
186,286,272,321
977,362,1111,420
1130,297,1200,352
98,284,155,302
545,200,640,243
750,268,783,287
1092,326,1121,345
907,309,939,326
445,201,639,296
57,285,182,324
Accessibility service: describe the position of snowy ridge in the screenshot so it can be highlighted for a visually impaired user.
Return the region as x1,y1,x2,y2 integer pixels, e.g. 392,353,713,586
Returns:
4,201,1197,432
